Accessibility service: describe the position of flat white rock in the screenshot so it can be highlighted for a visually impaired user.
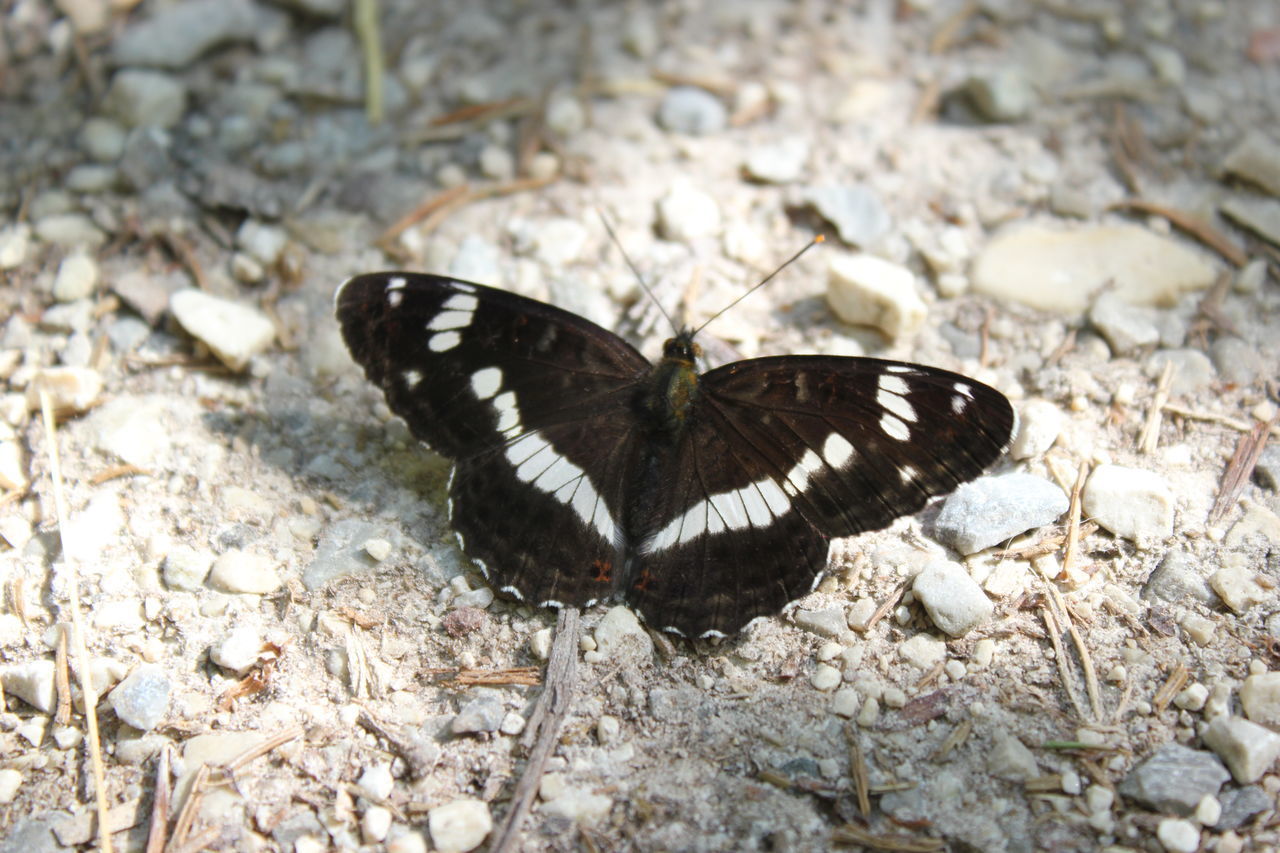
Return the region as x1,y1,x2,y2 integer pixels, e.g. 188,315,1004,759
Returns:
1082,464,1174,546
972,224,1217,314
169,289,276,371
826,253,925,340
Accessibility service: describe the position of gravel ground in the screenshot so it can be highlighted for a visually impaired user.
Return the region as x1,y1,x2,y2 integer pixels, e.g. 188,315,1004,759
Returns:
2,2,1279,852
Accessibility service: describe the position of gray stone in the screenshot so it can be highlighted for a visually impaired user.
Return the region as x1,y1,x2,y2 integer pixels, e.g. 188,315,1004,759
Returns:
451,692,505,735
52,254,98,302
1118,743,1229,816
988,732,1039,780
792,607,850,639
657,86,727,135
913,561,993,636
1141,549,1216,606
806,185,891,247
1089,292,1160,355
108,664,171,730
592,606,653,662
966,67,1036,122
118,127,175,192
113,0,262,68
1147,349,1216,395
163,545,215,591
743,138,809,184
303,519,384,590
0,223,31,269
64,164,117,193
34,213,107,249
104,69,187,128
1215,785,1271,831
1210,337,1265,385
1220,196,1280,246
80,117,127,162
1221,130,1280,197
1255,445,1280,491
932,473,1069,554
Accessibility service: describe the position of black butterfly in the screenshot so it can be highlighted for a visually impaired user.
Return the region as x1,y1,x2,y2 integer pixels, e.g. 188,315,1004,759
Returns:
335,272,1015,637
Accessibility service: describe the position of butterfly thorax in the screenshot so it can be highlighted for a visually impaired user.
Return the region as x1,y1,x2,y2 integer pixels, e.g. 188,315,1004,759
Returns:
635,332,703,439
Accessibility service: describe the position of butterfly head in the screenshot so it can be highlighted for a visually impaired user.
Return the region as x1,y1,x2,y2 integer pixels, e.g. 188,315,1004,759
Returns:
661,331,702,367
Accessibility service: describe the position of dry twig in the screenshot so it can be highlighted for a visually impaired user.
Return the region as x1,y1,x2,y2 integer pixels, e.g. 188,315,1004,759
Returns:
490,607,581,853
1138,360,1175,454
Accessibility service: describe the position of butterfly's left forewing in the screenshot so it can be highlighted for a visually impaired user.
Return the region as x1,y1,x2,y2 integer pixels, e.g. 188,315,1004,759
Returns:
628,356,1015,637
335,272,650,607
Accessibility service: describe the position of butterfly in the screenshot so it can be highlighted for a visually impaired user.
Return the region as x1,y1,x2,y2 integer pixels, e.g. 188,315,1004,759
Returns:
335,270,1015,638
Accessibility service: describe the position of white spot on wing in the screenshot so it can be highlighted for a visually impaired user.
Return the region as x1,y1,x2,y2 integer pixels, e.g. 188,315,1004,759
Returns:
900,465,919,483
429,331,460,351
387,277,407,290
880,413,911,441
493,390,520,434
877,387,917,424
539,599,565,609
822,433,855,468
387,290,404,308
878,374,910,397
452,282,476,293
402,369,423,389
886,364,912,374
443,293,478,312
500,584,524,601
470,367,502,400
427,310,473,331
504,430,617,545
952,394,969,414
954,382,974,398
474,559,490,579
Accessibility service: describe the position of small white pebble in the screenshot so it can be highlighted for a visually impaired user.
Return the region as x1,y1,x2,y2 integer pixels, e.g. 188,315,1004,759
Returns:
816,641,843,662
881,687,907,708
856,696,880,727
1194,794,1221,826
363,538,392,561
1155,817,1200,853
362,805,393,844
810,664,841,691
1084,783,1114,813
1060,769,1082,795
1174,683,1208,711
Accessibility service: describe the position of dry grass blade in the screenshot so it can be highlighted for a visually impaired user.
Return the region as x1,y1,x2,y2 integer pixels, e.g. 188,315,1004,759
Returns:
167,763,208,851
40,391,114,853
55,624,73,725
1162,405,1280,436
89,463,151,485
353,0,383,124
1109,199,1248,267
864,581,909,632
1152,662,1189,714
832,823,945,851
847,727,871,818
223,726,304,774
1208,412,1279,526
376,183,470,247
1060,462,1089,584
929,0,979,53
144,746,172,853
1138,361,1175,454
1039,598,1088,722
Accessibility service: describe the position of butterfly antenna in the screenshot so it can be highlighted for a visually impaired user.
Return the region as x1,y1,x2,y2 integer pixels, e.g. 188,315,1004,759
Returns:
597,210,678,335
692,234,825,337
